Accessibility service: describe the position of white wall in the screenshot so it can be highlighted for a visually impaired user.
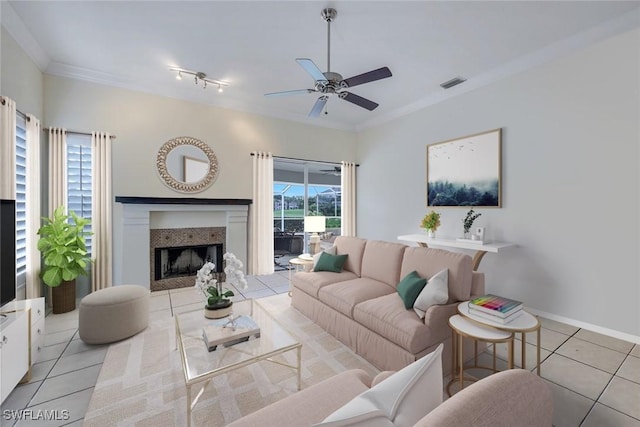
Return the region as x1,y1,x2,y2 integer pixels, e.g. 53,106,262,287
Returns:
1,28,45,300
357,28,640,338
0,28,43,119
43,75,357,200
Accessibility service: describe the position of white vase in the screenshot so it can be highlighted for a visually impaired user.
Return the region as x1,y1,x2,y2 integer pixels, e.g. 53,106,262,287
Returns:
427,229,436,239
204,301,233,319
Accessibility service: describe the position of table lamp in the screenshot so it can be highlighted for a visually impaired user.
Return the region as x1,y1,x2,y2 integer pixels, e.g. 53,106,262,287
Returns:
304,216,326,255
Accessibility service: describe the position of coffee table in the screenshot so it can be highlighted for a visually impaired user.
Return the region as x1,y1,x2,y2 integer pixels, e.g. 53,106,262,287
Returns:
175,299,302,426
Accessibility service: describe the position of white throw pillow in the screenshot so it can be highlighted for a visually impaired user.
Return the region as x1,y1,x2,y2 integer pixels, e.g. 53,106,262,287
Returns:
313,245,337,267
413,269,449,319
315,344,444,427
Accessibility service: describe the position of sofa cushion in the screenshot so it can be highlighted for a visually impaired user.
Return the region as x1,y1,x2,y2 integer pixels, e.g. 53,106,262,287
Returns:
227,369,373,427
360,240,407,287
413,268,448,319
396,271,427,309
293,270,359,298
317,344,443,427
313,245,337,267
334,236,367,276
315,252,348,273
353,293,430,354
400,247,472,303
319,278,395,318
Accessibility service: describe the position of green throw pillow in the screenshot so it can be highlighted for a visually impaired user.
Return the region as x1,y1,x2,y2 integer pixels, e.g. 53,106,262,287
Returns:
397,271,427,309
314,252,348,273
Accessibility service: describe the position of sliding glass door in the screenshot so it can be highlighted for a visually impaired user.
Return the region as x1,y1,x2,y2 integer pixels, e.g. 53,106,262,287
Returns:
273,159,341,253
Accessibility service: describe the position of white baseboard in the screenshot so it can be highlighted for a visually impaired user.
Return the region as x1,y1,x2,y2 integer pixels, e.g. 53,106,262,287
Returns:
526,308,640,345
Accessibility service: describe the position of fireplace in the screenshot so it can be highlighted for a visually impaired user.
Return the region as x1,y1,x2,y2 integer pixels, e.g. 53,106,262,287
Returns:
154,243,223,281
149,226,226,291
115,197,250,291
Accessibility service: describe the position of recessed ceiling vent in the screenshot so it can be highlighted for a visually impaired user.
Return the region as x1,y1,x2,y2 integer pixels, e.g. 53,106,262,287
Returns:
440,76,467,90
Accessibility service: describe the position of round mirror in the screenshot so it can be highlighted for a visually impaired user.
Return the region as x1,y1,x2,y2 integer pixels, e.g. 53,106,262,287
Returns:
156,136,219,193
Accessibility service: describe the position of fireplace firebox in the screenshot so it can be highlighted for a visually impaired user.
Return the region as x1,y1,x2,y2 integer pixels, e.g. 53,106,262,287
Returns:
154,243,223,281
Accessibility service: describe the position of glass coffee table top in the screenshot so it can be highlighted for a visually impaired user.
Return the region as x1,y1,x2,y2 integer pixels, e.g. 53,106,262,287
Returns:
175,298,302,426
175,298,301,383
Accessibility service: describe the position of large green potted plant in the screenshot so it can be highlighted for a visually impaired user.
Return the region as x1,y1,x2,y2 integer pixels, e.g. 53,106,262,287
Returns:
37,206,93,314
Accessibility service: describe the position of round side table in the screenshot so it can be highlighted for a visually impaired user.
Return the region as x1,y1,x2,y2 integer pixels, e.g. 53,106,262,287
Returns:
448,314,514,396
288,257,314,296
458,302,541,375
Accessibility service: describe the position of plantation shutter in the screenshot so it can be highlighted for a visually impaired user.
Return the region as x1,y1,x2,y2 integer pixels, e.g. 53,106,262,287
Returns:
15,115,27,286
66,135,92,255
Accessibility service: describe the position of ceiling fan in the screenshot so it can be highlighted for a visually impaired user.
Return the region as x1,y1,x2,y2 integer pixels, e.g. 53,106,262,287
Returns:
320,166,341,176
265,8,392,117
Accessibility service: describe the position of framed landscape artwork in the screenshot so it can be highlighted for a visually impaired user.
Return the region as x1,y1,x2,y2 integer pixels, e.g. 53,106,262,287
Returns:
427,128,502,207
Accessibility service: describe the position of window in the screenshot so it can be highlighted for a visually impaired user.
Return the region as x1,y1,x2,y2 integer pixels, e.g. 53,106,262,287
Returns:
15,115,27,287
273,160,342,238
66,135,92,255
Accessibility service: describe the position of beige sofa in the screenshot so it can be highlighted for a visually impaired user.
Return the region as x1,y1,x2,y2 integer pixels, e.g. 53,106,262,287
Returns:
228,368,553,427
291,236,484,371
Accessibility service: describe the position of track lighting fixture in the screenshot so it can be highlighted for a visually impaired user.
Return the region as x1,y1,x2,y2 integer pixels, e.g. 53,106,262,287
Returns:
170,67,229,93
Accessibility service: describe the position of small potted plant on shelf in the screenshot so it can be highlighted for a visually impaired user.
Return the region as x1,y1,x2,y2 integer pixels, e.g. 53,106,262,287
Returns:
421,210,441,239
37,206,93,314
462,209,482,238
195,252,247,319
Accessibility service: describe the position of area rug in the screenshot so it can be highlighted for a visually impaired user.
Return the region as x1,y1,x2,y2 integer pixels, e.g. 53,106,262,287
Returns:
83,294,379,426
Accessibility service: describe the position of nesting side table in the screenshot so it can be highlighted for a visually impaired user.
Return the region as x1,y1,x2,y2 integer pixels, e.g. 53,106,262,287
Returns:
458,302,541,375
448,314,514,396
288,257,314,296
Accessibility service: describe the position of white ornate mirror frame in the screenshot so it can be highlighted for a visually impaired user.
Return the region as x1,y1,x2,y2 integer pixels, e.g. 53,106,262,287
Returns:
156,136,219,193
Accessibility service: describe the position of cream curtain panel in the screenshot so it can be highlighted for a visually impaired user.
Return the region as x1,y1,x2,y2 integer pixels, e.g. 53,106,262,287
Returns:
90,132,112,291
250,152,274,275
0,97,16,199
25,115,41,299
341,161,357,237
48,128,67,214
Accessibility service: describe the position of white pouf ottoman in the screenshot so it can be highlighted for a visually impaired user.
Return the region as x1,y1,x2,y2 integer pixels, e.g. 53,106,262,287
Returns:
79,285,150,344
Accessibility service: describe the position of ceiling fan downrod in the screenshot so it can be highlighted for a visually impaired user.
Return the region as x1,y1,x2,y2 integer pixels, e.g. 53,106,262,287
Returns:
322,8,337,73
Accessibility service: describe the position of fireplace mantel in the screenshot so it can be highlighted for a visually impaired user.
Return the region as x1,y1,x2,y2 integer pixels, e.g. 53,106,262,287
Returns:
114,197,249,290
115,196,252,205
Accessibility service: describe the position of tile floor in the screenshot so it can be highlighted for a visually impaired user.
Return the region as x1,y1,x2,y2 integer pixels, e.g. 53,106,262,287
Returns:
1,269,639,426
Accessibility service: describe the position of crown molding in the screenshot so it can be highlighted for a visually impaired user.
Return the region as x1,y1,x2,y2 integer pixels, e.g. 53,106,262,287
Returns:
46,62,135,87
1,1,50,71
45,62,356,132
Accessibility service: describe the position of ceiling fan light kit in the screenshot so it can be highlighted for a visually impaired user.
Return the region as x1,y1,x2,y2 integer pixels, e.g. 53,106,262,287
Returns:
170,67,229,93
265,8,392,118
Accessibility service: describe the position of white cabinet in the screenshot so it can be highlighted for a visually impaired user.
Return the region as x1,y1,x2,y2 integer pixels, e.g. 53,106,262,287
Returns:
0,311,29,403
4,298,46,366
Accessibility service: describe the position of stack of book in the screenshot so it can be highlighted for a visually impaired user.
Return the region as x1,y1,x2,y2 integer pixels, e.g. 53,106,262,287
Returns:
468,294,523,324
202,315,261,352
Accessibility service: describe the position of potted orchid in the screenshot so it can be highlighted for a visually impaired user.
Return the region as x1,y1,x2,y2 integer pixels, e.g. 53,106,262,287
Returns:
195,252,247,319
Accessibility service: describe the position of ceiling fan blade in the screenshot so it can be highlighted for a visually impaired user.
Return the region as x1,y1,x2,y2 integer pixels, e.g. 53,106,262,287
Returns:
296,58,327,82
309,96,328,117
264,89,315,97
339,92,379,111
342,67,392,88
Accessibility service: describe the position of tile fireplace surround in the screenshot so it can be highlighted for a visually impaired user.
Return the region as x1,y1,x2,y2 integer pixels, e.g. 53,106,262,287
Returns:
114,197,251,290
